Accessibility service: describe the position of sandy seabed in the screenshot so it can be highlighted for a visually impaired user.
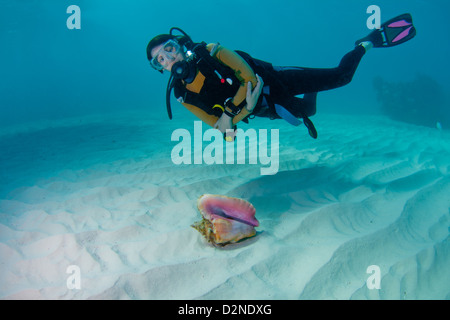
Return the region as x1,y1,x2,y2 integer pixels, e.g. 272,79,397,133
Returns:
0,110,449,300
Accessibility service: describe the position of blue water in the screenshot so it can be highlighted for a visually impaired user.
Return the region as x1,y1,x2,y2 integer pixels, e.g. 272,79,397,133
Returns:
1,0,449,126
1,0,450,300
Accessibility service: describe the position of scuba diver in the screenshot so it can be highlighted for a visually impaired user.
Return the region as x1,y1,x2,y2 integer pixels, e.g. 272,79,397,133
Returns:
146,14,416,141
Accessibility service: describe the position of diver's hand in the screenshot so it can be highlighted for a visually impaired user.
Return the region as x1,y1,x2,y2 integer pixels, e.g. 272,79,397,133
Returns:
214,113,236,142
245,74,264,112
214,112,232,133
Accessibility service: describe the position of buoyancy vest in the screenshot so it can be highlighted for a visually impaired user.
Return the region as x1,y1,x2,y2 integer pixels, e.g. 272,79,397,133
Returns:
173,42,246,118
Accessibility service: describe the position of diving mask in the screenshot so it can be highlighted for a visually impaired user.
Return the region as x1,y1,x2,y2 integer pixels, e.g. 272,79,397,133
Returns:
150,39,182,71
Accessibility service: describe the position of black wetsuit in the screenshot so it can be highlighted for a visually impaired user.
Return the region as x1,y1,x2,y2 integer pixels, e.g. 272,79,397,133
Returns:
238,45,366,120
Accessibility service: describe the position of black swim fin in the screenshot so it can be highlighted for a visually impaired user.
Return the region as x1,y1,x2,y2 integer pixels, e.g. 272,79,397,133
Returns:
355,13,416,48
274,104,318,139
303,117,318,139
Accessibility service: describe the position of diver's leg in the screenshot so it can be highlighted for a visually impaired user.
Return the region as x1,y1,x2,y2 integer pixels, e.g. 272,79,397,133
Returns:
303,92,317,116
274,45,366,95
273,95,319,138
278,93,317,118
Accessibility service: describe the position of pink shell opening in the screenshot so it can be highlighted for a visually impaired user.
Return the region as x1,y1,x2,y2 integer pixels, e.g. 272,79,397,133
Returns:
197,194,259,227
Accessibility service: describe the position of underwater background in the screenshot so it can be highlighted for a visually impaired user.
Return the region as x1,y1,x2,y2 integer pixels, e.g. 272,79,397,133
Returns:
1,0,449,300
1,0,449,126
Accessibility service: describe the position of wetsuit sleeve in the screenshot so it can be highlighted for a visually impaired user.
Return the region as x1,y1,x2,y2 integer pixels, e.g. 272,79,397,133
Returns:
181,102,219,127
210,44,257,124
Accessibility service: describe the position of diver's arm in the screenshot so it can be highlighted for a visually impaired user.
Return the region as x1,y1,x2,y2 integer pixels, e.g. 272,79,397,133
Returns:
231,75,264,124
214,76,263,142
183,101,236,141
209,44,258,122
182,72,263,136
231,108,251,125
245,74,264,113
181,102,219,127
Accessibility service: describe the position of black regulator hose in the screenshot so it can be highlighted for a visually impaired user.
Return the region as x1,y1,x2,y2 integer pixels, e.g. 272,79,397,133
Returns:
166,73,174,120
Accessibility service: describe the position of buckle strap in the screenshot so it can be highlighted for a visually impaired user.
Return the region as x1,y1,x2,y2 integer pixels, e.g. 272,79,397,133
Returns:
224,97,241,116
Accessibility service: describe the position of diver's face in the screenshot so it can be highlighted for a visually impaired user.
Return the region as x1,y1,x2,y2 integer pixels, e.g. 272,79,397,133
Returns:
151,41,185,72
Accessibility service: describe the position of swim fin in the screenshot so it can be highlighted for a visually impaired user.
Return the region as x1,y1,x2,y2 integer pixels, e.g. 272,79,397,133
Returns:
303,117,318,139
274,104,318,139
355,13,416,48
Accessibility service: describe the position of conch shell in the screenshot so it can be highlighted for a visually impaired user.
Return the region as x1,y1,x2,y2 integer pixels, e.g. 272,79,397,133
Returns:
192,194,259,247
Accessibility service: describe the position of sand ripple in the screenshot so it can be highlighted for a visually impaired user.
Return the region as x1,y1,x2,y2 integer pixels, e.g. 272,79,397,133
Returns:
1,114,449,299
